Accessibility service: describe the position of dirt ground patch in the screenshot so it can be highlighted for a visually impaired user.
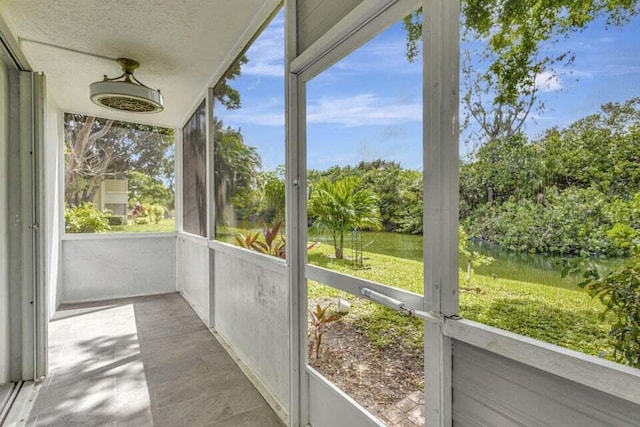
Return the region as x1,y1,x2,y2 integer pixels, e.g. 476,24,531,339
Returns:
308,302,424,425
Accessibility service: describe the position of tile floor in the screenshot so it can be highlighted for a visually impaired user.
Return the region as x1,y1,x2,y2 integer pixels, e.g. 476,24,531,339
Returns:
27,293,283,427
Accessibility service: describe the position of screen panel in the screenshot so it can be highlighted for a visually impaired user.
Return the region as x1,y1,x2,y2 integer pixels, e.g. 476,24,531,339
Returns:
182,100,207,237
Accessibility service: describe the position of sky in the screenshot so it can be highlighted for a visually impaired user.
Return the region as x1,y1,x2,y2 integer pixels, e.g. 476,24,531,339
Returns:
215,10,640,172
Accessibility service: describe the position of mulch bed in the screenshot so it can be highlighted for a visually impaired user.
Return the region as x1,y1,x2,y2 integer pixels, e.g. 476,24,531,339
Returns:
308,300,424,424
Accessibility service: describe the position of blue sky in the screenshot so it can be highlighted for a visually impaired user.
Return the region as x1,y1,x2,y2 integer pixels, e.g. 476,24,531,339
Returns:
216,10,640,172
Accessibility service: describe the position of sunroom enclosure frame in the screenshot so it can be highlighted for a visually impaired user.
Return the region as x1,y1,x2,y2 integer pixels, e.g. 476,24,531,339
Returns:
0,0,639,426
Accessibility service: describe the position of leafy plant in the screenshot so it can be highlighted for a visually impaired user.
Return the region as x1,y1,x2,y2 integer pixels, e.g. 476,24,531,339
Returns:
578,261,640,368
308,177,382,259
236,221,319,259
236,222,286,258
236,231,261,250
459,226,493,285
308,303,343,360
65,202,111,233
148,204,165,224
252,221,286,258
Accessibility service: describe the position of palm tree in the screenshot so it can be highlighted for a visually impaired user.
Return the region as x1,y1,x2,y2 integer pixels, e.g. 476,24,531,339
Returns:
308,176,381,259
213,119,261,227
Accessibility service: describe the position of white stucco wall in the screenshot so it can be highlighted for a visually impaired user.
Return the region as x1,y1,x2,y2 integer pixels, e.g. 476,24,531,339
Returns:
61,234,176,303
177,235,210,325
214,247,290,413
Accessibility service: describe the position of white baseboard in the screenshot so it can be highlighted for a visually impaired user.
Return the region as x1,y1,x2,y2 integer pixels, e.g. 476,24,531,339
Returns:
59,290,178,305
180,290,210,326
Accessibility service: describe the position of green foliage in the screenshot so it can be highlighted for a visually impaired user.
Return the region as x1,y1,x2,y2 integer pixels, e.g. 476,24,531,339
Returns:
134,216,151,225
540,98,640,196
64,114,174,206
459,226,494,285
110,218,174,233
460,134,544,208
308,177,382,259
235,230,261,250
213,119,261,227
608,223,639,254
128,171,173,210
236,221,287,259
466,187,619,256
259,169,286,222
308,245,614,360
459,99,640,256
309,161,422,233
578,260,640,367
404,3,638,142
148,204,165,224
212,55,248,110
65,202,111,233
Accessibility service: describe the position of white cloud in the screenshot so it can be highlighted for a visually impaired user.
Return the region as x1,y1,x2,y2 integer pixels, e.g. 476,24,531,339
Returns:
535,71,563,92
221,93,422,128
242,13,284,77
564,68,594,80
329,40,421,77
596,36,615,43
307,93,422,126
218,97,284,126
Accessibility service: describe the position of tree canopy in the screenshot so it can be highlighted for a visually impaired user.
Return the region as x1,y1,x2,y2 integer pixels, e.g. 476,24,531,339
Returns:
64,114,174,206
213,119,262,227
404,1,639,143
308,176,382,259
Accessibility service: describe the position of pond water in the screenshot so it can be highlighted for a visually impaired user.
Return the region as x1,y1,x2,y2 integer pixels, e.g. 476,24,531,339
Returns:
307,229,628,290
219,222,627,291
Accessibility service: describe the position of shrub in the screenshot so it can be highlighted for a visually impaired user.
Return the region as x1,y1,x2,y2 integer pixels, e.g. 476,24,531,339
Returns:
134,216,151,225
236,221,287,259
466,187,617,256
236,221,318,259
579,261,640,368
105,216,124,226
65,203,111,233
459,226,493,285
148,204,165,224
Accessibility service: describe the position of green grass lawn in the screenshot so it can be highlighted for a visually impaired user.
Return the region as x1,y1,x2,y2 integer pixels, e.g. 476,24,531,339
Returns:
308,244,614,360
109,218,175,233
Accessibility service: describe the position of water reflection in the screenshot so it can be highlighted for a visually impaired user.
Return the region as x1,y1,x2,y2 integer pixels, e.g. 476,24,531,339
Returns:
308,230,628,290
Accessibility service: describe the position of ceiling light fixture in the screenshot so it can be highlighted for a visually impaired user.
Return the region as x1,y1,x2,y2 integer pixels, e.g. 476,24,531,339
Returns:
90,58,164,113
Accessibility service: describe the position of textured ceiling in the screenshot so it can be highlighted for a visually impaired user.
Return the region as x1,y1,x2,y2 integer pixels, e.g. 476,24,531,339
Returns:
0,0,279,127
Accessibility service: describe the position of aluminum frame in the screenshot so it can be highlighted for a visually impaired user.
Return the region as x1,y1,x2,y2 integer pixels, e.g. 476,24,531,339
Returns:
286,1,456,426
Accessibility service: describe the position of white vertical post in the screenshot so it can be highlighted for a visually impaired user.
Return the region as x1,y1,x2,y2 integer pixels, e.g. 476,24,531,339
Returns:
174,123,183,295
206,87,216,328
423,0,459,425
206,88,216,240
175,127,183,234
286,1,310,425
32,72,47,380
